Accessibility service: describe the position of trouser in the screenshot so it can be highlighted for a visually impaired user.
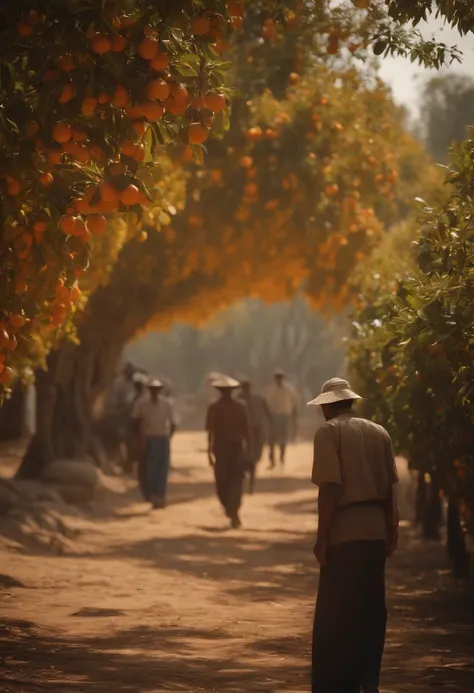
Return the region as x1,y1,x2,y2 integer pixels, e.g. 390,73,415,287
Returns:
214,442,245,516
145,436,170,503
312,540,387,693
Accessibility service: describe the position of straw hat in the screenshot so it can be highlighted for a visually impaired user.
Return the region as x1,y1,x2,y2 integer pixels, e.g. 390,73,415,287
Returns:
211,375,240,389
307,377,361,406
148,378,163,389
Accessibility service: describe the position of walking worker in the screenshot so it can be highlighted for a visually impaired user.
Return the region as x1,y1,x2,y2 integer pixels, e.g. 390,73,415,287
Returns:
133,378,177,509
206,375,251,528
238,375,272,494
265,367,298,468
308,377,399,693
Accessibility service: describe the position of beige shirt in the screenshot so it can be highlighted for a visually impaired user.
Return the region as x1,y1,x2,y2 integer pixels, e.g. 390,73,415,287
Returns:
265,383,297,416
312,411,398,546
133,395,176,438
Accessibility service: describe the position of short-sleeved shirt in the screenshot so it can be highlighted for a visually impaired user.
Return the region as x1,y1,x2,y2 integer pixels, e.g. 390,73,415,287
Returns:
133,395,176,438
265,383,298,416
206,397,250,444
312,411,398,546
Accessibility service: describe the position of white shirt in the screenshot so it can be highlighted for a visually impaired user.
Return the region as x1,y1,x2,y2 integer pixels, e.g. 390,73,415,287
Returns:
265,382,298,416
133,395,176,437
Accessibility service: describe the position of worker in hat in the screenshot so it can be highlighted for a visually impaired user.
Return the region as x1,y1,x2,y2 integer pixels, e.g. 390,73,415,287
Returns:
265,368,298,468
205,375,251,528
238,375,272,494
133,378,177,508
308,377,399,693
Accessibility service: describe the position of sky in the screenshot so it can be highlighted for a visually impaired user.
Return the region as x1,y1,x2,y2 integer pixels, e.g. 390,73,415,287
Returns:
378,18,474,116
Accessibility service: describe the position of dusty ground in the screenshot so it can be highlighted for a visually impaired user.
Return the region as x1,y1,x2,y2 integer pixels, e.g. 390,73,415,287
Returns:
1,432,474,693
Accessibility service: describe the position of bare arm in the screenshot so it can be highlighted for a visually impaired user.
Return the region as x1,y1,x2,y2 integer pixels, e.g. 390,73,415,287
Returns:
314,482,340,566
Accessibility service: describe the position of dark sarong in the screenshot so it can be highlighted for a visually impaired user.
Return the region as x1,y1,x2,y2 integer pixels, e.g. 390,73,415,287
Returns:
312,540,387,693
214,441,245,516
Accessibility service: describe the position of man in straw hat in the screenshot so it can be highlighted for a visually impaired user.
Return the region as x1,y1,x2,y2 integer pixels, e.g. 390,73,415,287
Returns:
206,375,251,528
133,378,177,509
265,367,298,469
308,377,399,693
238,375,271,494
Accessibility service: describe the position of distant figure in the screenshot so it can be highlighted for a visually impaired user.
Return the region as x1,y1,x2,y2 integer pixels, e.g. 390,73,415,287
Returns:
124,372,148,475
133,378,177,509
265,368,298,468
206,375,251,528
308,377,399,693
238,375,272,494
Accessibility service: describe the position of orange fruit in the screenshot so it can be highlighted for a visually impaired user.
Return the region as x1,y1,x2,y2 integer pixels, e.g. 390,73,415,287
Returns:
58,54,74,71
231,16,243,30
204,92,226,112
59,83,75,104
81,96,97,115
0,367,13,385
7,177,21,195
97,91,110,104
100,181,120,204
163,98,187,116
60,214,77,234
120,139,137,157
98,199,119,213
112,85,130,108
91,35,112,54
73,217,87,237
40,172,54,186
188,123,209,145
191,17,210,35
52,122,72,143
132,120,146,138
33,220,48,232
140,100,165,121
15,279,28,295
146,77,170,101
109,162,126,176
111,35,127,52
138,230,148,243
170,82,189,104
262,19,277,40
289,72,299,84
149,53,169,71
214,39,230,55
18,21,33,37
228,2,244,16
192,96,206,109
6,335,17,352
71,128,87,142
26,121,39,137
0,330,9,349
47,149,62,167
138,36,158,60
119,184,140,206
86,213,107,235
239,156,253,169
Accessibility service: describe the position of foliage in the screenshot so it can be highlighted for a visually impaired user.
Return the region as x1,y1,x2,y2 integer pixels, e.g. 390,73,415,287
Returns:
347,138,474,523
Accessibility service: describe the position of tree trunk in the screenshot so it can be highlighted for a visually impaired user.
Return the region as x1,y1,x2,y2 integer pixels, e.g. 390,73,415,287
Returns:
447,498,470,578
0,382,26,440
422,479,442,541
16,232,221,479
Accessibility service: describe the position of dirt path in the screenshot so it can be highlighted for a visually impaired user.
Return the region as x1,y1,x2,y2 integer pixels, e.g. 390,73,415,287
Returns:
1,432,474,692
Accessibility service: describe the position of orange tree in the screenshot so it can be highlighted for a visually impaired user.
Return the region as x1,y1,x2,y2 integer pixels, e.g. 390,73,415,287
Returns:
10,0,442,477
0,0,247,393
347,139,474,571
